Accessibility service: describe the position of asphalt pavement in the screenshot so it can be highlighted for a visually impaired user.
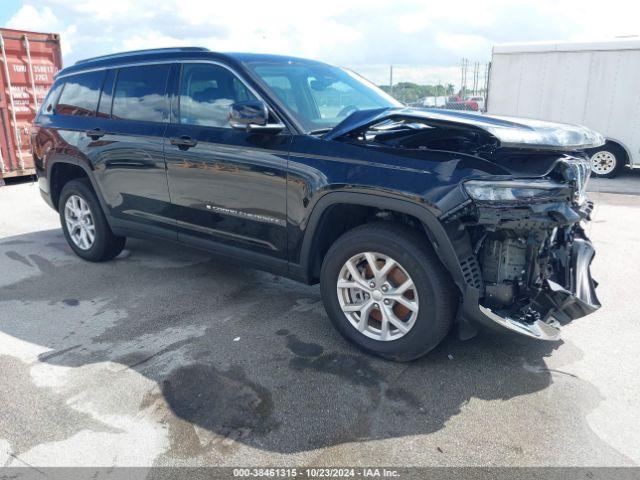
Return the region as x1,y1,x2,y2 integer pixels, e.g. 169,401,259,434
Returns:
588,168,640,195
0,178,639,468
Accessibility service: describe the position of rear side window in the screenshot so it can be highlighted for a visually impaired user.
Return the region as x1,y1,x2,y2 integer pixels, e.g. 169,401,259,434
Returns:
55,71,105,116
112,64,170,122
39,80,64,116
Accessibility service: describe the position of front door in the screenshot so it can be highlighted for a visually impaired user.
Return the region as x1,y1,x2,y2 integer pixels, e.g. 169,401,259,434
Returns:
164,62,290,260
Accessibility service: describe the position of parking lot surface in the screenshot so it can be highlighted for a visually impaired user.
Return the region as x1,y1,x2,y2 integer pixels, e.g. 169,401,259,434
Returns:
1,178,639,468
588,168,640,196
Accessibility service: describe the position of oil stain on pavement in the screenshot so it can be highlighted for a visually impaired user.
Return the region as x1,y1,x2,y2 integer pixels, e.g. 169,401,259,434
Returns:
0,228,636,465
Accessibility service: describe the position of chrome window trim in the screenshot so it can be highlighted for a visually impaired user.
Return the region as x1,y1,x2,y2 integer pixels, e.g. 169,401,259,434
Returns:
56,60,175,79
55,59,286,129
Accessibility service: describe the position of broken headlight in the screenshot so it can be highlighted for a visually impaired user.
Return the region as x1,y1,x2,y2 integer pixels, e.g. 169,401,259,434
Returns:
463,179,569,202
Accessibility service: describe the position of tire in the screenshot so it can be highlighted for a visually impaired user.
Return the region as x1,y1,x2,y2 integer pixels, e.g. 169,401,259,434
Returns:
59,178,125,262
320,222,457,361
588,143,627,178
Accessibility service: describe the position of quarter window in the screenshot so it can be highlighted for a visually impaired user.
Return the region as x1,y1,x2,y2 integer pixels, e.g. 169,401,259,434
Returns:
55,71,105,116
40,80,64,116
112,64,170,122
179,64,257,128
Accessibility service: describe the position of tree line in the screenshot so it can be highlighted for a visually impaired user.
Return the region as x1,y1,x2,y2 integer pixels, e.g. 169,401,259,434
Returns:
378,82,457,104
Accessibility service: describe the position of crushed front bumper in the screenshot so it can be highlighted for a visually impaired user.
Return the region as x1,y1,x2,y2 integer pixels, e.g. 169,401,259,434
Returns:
450,188,600,341
464,236,600,340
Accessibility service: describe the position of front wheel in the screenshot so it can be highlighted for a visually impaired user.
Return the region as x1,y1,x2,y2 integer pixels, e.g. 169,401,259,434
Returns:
320,223,457,361
59,179,126,262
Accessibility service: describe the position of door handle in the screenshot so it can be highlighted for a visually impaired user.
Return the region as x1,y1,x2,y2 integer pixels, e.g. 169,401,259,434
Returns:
170,136,198,150
85,128,106,140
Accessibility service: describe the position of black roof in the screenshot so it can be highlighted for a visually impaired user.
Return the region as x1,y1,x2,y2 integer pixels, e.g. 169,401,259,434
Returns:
58,47,329,78
74,47,210,65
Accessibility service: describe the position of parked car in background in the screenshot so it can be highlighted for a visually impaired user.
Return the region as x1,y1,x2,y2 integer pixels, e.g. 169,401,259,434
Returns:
488,39,640,177
32,47,602,360
468,95,485,111
418,95,447,108
445,95,479,111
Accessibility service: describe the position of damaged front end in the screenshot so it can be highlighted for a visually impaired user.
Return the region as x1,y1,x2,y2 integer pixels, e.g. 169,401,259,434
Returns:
444,157,601,340
327,107,604,341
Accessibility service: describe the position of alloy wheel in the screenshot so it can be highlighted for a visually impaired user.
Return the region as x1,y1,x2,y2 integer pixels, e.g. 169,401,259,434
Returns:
337,251,419,341
64,194,96,250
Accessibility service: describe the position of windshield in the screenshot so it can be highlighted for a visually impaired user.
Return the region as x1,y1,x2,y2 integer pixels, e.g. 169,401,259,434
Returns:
245,61,403,132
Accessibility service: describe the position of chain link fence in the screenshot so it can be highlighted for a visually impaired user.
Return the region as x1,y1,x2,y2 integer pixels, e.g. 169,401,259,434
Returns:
350,59,491,112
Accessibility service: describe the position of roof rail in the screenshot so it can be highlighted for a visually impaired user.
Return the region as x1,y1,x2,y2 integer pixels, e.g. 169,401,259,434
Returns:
74,47,210,65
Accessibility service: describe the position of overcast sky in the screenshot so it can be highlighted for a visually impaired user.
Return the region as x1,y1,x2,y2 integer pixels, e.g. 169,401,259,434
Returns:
4,0,640,86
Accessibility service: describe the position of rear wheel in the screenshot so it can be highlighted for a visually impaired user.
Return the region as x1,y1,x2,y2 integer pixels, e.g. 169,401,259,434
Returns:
320,223,457,361
59,179,125,262
588,143,626,178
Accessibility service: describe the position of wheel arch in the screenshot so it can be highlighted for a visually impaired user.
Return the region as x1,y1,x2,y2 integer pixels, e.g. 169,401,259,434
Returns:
296,192,466,289
599,138,630,166
47,156,110,217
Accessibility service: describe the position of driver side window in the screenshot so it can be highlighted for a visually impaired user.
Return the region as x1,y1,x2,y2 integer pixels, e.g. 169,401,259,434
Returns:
179,64,257,128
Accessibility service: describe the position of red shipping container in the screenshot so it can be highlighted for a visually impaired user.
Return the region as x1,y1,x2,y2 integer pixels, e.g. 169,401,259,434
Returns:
0,28,62,181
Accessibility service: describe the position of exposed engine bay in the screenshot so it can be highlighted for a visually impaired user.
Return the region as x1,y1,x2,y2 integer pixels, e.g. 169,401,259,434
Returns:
328,107,603,340
443,156,600,340
366,122,498,155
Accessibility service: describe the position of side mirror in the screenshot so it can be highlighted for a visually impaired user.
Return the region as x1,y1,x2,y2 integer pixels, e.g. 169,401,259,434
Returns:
229,100,285,134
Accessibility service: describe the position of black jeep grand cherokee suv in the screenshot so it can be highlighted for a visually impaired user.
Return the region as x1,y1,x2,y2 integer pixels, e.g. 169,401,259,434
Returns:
31,47,602,360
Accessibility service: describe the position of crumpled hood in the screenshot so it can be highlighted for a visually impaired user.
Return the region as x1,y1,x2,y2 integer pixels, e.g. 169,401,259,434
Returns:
324,107,605,150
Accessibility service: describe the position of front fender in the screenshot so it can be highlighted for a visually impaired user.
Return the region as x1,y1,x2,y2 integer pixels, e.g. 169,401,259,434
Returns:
293,191,467,290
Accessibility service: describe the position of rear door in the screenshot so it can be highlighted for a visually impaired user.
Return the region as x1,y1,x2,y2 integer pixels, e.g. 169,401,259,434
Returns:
164,62,290,260
87,63,175,239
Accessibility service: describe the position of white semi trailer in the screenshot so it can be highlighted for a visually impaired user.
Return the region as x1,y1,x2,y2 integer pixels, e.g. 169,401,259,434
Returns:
487,39,640,178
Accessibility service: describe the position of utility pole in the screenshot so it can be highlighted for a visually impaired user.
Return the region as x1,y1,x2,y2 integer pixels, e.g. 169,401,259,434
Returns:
389,65,394,97
484,62,490,94
469,60,477,96
483,61,491,110
473,61,479,96
460,58,469,98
